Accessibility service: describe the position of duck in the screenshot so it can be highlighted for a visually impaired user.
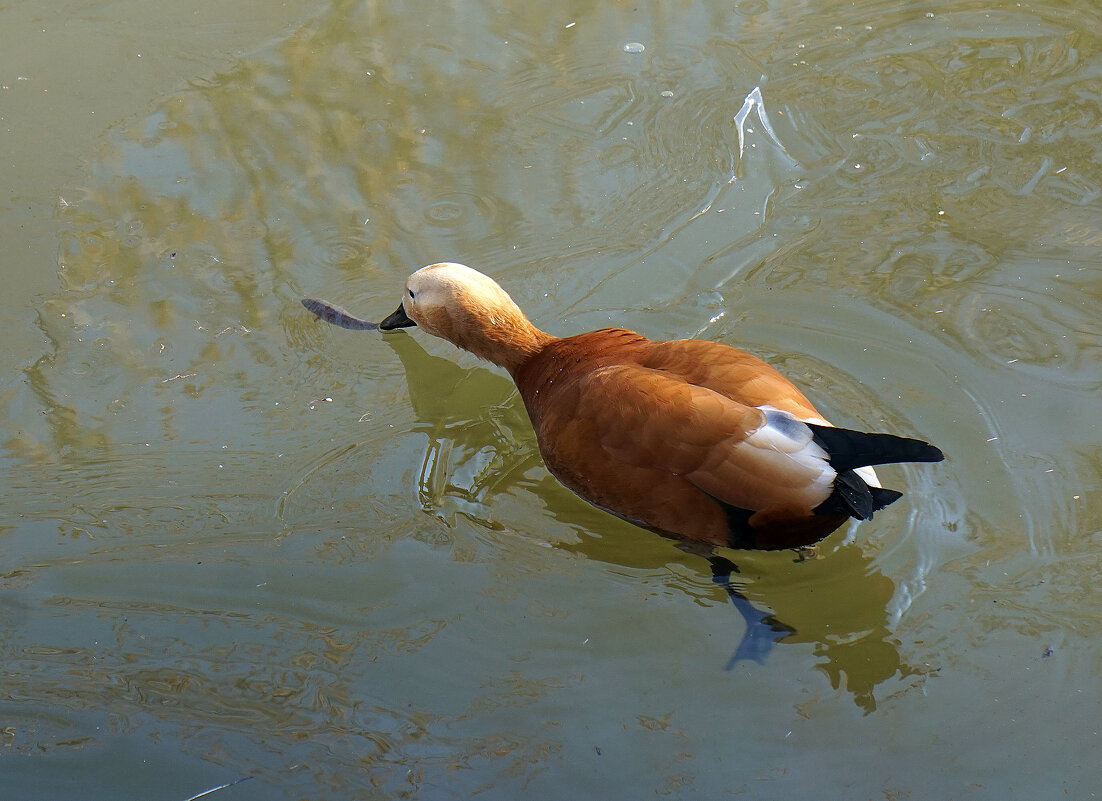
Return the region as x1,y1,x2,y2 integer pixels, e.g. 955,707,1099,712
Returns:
371,262,943,550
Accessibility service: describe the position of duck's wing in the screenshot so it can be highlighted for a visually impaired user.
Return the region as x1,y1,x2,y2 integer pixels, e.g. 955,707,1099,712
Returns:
531,363,836,517
637,339,827,422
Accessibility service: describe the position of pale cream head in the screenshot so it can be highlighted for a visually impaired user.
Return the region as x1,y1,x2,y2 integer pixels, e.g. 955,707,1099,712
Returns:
394,263,554,372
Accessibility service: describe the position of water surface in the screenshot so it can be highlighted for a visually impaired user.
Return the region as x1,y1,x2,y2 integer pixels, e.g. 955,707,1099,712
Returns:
2,0,1101,798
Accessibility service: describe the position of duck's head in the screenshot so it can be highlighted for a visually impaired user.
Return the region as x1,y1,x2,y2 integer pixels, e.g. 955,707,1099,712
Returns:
380,262,551,371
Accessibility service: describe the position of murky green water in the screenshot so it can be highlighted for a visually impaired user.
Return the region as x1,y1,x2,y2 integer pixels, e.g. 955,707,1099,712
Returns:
3,0,1101,798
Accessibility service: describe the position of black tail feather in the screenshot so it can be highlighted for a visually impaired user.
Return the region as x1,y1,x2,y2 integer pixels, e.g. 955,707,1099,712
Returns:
814,472,904,521
834,469,875,519
711,423,942,545
806,423,944,473
869,486,903,510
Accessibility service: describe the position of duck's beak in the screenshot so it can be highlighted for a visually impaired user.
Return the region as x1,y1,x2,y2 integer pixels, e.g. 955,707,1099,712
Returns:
379,303,416,330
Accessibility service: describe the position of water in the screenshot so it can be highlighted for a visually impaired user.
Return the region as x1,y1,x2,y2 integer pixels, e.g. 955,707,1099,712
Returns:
2,0,1101,798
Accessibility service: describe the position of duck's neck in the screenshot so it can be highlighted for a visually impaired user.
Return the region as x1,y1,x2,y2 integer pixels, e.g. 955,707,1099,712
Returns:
468,314,556,375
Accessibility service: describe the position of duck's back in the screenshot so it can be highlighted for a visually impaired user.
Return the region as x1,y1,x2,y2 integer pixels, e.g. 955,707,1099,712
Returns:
516,329,822,414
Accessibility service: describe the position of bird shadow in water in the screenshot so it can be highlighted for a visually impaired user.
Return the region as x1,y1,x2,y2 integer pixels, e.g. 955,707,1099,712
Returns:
708,554,796,668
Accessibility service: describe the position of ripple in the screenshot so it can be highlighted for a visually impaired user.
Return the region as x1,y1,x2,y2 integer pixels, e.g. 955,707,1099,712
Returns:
492,37,779,267
391,181,504,243
934,263,1102,385
424,190,498,230
289,223,372,273
778,3,1102,218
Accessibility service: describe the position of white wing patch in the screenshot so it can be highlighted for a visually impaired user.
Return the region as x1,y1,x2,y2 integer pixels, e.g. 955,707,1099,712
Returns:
752,405,883,489
747,406,834,488
854,465,881,488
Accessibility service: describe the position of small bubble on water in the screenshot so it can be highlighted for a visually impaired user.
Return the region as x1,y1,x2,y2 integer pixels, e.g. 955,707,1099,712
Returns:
623,42,645,53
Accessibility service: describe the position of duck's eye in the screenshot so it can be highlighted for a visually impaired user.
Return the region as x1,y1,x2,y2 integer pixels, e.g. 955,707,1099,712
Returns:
407,289,416,299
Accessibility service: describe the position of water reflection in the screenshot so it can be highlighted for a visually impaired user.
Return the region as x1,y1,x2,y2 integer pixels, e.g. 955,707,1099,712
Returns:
385,333,543,530
567,529,919,713
733,546,921,714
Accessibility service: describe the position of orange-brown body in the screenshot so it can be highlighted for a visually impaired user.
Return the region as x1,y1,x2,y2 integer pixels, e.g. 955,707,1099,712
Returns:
511,329,849,549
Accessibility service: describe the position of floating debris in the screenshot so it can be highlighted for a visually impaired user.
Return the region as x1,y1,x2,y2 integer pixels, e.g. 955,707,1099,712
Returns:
732,85,796,170
181,776,254,801
301,298,379,330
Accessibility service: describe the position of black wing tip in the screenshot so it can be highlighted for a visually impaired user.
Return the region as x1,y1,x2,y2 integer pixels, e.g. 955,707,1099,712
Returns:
812,474,901,521
895,440,945,464
920,444,946,463
869,486,903,510
806,423,945,470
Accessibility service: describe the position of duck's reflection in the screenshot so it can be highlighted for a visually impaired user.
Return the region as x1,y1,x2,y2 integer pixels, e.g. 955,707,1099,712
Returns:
384,333,917,713
385,332,542,523
713,542,916,714
556,522,915,713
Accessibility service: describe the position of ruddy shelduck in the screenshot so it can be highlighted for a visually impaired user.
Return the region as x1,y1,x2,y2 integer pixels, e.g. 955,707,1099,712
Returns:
310,262,944,550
